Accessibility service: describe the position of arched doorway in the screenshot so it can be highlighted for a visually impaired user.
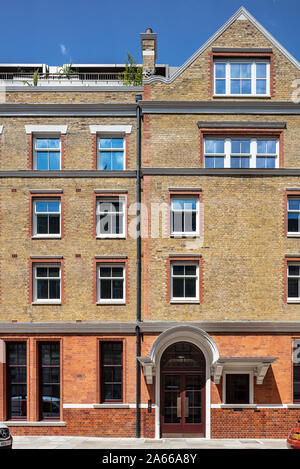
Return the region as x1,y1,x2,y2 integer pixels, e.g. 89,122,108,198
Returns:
160,341,206,437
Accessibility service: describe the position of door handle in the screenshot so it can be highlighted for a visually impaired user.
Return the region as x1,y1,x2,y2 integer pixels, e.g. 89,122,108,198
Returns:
177,397,181,418
184,397,189,418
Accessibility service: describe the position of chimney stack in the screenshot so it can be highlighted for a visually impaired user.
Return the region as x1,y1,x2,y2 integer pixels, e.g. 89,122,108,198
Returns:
140,28,157,76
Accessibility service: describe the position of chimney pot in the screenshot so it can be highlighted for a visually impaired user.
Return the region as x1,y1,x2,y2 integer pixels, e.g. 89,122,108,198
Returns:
145,27,153,33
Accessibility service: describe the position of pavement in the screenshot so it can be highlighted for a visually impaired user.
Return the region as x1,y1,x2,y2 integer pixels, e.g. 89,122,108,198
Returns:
11,436,288,449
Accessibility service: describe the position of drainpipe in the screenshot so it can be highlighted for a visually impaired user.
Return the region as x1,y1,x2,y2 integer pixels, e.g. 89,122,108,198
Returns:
135,94,142,438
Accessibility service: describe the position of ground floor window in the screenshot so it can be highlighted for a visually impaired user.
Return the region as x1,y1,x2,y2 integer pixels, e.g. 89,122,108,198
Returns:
100,342,123,402
294,340,300,403
6,342,27,420
39,342,60,420
225,373,250,404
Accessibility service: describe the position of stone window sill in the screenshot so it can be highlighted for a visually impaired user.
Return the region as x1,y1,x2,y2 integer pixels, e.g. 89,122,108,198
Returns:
93,404,130,409
5,421,66,426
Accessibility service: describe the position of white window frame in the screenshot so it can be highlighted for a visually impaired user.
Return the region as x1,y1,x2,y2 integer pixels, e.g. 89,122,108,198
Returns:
287,263,300,303
170,261,199,303
32,199,61,238
204,137,279,169
287,197,300,236
97,135,126,171
223,371,254,405
213,58,270,97
97,263,125,304
96,197,126,239
33,134,61,171
170,196,200,237
33,263,61,304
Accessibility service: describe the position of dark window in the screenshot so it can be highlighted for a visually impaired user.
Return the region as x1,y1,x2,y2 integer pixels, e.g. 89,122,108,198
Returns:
39,342,60,420
101,342,123,402
288,199,300,234
226,374,250,404
6,342,27,420
294,341,300,402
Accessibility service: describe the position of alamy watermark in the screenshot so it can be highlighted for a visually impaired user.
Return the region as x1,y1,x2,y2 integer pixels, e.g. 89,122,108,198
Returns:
98,200,204,249
293,340,300,364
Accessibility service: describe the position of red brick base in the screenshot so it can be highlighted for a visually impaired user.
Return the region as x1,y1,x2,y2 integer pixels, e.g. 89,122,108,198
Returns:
211,408,300,439
8,408,155,438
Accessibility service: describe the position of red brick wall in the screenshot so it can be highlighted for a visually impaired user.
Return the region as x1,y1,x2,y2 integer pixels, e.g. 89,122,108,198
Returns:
8,408,155,438
211,408,300,439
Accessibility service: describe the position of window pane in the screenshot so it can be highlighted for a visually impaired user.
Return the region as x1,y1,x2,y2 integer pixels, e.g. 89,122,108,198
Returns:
205,157,214,168
112,280,123,299
173,278,184,297
49,267,60,277
267,140,276,154
241,79,251,94
39,343,60,419
172,265,184,276
288,213,299,232
37,280,48,299
215,140,225,154
37,216,48,234
100,279,112,299
256,80,266,94
49,280,60,299
256,157,265,168
231,80,240,94
36,152,49,170
288,278,299,298
111,267,123,277
215,80,225,94
100,267,111,277
47,201,60,212
100,138,111,149
266,157,275,168
231,63,240,78
241,63,251,78
288,199,300,210
226,374,249,404
215,157,224,168
185,278,196,297
205,139,224,154
289,265,300,276
215,63,225,78
35,139,49,149
49,215,60,234
36,201,48,212
111,152,124,170
256,63,266,78
49,152,60,170
111,138,124,149
185,265,196,275
99,152,111,170
36,267,48,277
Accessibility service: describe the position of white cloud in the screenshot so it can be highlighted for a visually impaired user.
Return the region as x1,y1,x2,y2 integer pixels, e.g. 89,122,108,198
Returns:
60,44,67,55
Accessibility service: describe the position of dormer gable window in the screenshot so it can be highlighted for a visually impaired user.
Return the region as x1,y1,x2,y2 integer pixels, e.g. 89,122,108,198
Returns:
214,58,270,96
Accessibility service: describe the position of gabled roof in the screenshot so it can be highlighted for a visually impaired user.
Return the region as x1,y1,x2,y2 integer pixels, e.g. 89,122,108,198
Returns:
144,6,300,84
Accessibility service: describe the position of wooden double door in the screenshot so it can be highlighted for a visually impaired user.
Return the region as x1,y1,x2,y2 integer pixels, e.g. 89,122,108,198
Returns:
160,342,206,437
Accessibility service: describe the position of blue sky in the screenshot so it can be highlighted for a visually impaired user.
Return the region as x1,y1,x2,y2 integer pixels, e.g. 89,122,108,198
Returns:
1,0,299,66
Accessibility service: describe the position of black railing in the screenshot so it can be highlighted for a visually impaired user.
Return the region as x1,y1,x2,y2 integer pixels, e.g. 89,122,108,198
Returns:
0,72,122,82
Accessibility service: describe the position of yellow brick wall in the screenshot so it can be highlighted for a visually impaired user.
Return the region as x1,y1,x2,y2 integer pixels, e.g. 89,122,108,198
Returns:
142,175,300,322
148,19,300,101
0,177,137,322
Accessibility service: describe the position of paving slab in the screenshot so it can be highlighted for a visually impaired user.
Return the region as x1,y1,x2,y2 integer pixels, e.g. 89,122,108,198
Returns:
11,436,288,450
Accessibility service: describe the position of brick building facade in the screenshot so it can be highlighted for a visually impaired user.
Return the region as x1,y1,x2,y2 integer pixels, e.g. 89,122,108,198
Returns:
0,7,300,439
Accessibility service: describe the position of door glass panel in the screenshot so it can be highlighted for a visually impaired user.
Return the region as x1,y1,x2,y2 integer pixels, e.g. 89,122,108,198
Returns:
185,375,202,424
161,342,205,369
163,375,180,424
